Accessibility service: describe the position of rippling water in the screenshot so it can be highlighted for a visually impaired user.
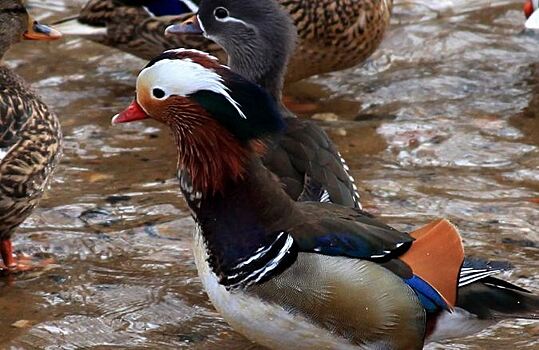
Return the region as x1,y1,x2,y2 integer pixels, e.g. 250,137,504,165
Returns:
1,0,538,349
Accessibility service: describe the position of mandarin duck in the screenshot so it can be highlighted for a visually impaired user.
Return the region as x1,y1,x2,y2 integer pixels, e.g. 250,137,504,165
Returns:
0,1,63,273
55,0,392,83
524,0,539,29
165,0,361,209
113,49,539,349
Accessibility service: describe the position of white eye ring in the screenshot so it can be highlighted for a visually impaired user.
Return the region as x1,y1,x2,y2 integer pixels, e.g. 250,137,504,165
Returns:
152,87,166,99
214,7,229,21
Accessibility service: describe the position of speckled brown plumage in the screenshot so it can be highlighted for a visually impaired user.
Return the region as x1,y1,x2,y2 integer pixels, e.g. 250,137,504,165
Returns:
0,66,63,242
0,1,63,270
71,0,226,62
284,0,393,81
62,0,392,82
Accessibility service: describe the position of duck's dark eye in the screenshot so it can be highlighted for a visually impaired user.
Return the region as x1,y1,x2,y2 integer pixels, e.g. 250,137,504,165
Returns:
152,88,166,99
214,7,229,20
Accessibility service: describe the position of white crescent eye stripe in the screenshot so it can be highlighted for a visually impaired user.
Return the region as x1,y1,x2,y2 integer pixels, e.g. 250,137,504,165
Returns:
138,57,247,119
198,10,257,33
216,16,258,32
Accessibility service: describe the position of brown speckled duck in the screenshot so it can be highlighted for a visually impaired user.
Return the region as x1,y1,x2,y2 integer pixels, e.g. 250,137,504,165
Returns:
55,0,392,82
54,0,226,63
0,1,63,273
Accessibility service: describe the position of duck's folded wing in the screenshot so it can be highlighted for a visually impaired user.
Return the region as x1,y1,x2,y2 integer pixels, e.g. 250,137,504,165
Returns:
290,204,463,312
263,118,361,208
0,91,31,154
250,252,427,350
0,83,61,200
291,202,413,261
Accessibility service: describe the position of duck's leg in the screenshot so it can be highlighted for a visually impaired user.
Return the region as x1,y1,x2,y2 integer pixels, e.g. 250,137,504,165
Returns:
0,239,54,274
0,239,16,269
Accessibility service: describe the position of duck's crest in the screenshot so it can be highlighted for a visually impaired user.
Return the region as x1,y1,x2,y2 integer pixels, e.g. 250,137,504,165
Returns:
163,48,220,62
143,49,247,119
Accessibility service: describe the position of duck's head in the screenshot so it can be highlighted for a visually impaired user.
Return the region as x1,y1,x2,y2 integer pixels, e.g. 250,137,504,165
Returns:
166,0,297,100
0,0,62,58
524,0,539,29
113,49,285,193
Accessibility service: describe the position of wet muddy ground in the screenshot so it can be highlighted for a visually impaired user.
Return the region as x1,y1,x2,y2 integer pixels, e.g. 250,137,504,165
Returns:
1,0,538,349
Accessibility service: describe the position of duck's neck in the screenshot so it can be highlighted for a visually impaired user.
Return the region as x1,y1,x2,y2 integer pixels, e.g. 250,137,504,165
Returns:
178,151,300,284
171,113,251,195
228,51,298,119
228,54,285,103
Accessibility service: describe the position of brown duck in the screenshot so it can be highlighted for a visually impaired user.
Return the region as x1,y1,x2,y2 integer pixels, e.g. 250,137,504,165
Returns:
0,1,63,273
55,0,392,82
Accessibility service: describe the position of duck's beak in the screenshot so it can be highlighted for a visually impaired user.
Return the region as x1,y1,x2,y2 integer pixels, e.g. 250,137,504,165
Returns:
165,14,203,36
525,0,534,18
112,100,150,124
23,16,62,41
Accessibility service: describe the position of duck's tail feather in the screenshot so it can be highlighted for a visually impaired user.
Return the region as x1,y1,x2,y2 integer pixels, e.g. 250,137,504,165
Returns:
429,277,538,343
457,275,539,320
428,257,537,342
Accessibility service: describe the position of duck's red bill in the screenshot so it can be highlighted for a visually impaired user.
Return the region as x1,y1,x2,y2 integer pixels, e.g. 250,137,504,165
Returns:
112,100,150,124
525,0,534,18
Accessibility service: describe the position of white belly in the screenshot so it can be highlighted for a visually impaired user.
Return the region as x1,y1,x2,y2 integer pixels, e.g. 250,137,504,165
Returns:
192,228,361,350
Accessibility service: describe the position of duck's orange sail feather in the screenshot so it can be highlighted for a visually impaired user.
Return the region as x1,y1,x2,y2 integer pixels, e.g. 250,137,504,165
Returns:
401,219,464,307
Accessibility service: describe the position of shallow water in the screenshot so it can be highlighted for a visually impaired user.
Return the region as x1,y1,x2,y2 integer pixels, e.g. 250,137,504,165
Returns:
0,0,538,349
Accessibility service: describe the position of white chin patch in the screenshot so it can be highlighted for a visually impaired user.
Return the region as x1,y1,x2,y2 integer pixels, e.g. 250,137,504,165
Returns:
526,10,539,29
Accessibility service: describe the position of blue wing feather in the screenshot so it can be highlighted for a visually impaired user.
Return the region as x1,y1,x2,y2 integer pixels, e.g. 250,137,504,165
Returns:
405,275,449,313
145,0,191,16
290,203,415,261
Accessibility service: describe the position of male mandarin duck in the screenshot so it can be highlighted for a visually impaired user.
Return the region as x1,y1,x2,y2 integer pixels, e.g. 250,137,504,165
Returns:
112,48,539,349
165,0,361,209
0,1,63,273
55,0,392,83
524,0,539,29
